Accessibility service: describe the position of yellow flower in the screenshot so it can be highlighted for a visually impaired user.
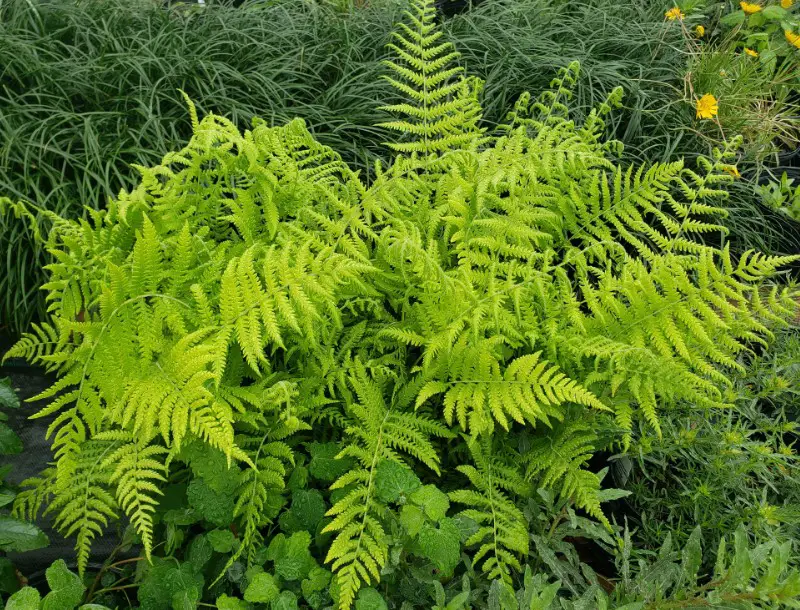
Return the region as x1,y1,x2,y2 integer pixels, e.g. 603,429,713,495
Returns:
744,47,759,57
781,0,793,8
740,1,762,13
787,30,800,48
665,6,684,20
696,93,718,119
695,25,705,37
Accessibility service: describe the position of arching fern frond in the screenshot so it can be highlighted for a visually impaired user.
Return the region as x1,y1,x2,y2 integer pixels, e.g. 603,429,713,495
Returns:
523,417,609,527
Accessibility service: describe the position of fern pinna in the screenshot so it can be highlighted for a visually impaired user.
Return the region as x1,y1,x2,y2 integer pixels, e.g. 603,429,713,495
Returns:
2,0,797,606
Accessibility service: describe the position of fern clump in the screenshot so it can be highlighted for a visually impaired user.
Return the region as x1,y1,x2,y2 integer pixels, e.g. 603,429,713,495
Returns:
2,0,797,607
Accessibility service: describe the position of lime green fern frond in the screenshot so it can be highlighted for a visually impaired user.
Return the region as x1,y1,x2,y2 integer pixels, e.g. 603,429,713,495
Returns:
378,0,485,159
323,363,449,609
449,438,531,582
523,418,609,527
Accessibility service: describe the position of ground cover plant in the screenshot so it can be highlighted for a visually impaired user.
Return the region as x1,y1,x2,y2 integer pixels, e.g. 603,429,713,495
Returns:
2,0,800,607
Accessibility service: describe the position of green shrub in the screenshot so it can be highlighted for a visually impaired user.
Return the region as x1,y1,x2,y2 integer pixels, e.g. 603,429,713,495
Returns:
2,0,799,607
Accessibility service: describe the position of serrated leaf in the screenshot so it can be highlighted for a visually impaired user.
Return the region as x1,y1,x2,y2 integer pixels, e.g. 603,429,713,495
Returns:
374,459,421,503
42,559,85,610
274,531,314,581
208,529,237,553
216,594,250,610
301,566,332,598
244,572,279,603
288,489,325,532
0,379,20,410
307,442,352,482
399,504,426,537
0,517,49,552
171,585,200,610
187,534,213,572
0,423,22,455
138,559,204,610
410,484,450,521
187,478,235,527
414,518,461,575
271,590,299,610
355,587,388,610
6,586,41,610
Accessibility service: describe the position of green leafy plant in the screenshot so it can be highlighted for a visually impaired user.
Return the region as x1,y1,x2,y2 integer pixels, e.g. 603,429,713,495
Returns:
0,377,49,599
617,323,800,555
2,0,798,608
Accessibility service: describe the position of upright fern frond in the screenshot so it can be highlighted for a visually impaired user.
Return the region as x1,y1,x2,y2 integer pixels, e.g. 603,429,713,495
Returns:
323,363,449,609
449,438,531,582
379,0,485,159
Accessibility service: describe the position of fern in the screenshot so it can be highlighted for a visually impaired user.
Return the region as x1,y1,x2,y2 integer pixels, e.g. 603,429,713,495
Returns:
523,417,608,527
378,0,484,159
449,438,531,582
3,0,797,604
323,363,450,608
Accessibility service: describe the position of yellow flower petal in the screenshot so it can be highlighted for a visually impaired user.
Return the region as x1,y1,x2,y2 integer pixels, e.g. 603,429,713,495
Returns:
740,1,762,13
744,47,759,57
695,25,705,37
665,6,685,20
787,30,800,49
696,94,718,119
781,0,793,8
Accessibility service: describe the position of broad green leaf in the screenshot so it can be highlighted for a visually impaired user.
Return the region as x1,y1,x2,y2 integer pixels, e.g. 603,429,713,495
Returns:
171,585,200,610
410,484,450,521
244,572,279,604
0,379,20,410
5,586,41,610
721,10,746,25
0,423,22,455
0,517,49,552
274,531,314,581
138,559,204,610
216,594,250,610
762,5,786,19
414,518,461,575
0,557,19,594
208,529,237,553
271,590,299,610
0,486,17,508
42,559,85,610
301,566,332,597
355,587,388,610
288,489,325,532
187,478,235,527
187,534,213,572
374,459,420,503
399,504,426,537
307,442,352,482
